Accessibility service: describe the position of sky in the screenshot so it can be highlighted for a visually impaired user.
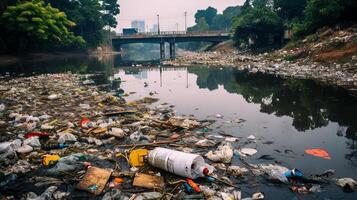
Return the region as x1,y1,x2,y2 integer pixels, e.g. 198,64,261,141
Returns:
115,0,245,33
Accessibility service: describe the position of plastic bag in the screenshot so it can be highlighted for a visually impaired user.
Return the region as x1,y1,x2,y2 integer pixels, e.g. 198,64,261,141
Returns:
47,153,86,175
205,143,233,163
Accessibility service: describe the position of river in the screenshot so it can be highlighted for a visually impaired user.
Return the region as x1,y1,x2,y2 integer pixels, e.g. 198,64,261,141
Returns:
1,54,357,199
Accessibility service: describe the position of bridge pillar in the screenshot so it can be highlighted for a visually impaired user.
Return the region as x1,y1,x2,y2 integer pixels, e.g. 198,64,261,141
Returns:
169,42,176,59
113,43,121,52
160,42,165,60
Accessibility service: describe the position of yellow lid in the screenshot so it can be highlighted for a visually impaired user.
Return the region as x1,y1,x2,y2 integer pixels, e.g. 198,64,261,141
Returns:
129,149,149,167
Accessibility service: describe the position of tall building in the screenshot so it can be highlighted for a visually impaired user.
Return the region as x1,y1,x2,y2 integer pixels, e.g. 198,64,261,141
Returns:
131,20,145,33
150,24,158,33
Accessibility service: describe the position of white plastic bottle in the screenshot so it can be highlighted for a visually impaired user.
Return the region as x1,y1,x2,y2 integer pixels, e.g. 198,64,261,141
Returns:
148,147,214,179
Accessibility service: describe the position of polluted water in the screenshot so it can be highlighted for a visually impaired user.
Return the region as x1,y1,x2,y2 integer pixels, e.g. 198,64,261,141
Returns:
0,57,357,200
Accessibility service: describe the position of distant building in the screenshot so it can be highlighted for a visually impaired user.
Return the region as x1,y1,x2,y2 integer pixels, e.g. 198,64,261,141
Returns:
150,24,158,33
131,20,145,33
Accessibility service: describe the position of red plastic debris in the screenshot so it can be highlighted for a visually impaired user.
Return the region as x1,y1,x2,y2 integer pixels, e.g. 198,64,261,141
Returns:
80,118,91,128
305,148,331,160
24,132,49,138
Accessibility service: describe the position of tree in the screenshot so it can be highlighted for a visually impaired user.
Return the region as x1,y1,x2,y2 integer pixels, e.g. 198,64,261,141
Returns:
211,14,229,30
46,0,119,47
293,0,343,38
304,0,342,28
233,4,284,47
101,0,120,28
194,6,217,26
223,6,242,20
0,0,84,52
339,0,357,22
211,6,242,30
273,0,307,20
188,17,209,32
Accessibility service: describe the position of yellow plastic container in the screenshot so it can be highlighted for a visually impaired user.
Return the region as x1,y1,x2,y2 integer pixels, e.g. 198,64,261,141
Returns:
43,154,60,166
129,149,148,167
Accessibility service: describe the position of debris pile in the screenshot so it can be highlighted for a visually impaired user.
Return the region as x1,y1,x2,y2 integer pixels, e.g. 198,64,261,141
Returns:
0,73,356,199
163,26,357,92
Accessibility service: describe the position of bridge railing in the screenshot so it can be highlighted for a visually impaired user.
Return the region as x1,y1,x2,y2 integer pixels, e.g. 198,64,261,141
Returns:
114,30,229,38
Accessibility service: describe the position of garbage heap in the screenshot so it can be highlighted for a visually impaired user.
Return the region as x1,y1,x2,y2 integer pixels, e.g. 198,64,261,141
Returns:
0,74,356,200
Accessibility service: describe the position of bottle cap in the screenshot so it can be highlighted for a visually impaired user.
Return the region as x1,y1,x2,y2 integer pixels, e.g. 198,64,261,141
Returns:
203,167,209,175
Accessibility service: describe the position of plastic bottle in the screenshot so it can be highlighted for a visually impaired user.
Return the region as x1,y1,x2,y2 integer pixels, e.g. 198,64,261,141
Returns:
147,147,214,179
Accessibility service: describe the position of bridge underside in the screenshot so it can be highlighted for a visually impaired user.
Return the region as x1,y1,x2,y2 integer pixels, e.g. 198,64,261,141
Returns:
112,35,230,60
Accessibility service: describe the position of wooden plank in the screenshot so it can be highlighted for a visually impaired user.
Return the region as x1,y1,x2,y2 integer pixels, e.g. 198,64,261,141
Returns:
77,167,112,195
133,173,165,190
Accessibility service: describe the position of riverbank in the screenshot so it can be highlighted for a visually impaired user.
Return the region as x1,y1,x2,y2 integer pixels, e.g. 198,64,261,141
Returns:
163,27,357,93
0,48,119,66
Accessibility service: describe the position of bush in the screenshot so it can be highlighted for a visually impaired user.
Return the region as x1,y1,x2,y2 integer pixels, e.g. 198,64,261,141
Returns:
292,0,344,38
0,1,85,52
233,5,284,48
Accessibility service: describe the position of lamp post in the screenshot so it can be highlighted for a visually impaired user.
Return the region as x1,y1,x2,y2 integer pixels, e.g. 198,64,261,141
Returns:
157,14,160,35
184,11,187,32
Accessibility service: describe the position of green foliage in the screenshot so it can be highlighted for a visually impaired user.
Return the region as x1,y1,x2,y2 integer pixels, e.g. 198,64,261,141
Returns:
304,0,342,29
233,3,284,47
0,0,85,52
102,0,120,28
223,6,242,19
46,0,105,48
188,18,209,32
211,6,242,31
1,0,120,53
292,0,343,38
186,18,210,50
194,6,217,26
283,55,296,61
273,0,307,20
189,6,242,32
339,0,357,22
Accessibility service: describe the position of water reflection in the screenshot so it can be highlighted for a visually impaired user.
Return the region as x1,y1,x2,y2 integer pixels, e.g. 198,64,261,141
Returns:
1,55,356,136
187,67,357,164
1,55,357,164
189,67,357,133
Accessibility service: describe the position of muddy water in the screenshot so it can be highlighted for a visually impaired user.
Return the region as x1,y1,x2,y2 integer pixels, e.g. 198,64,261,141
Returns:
0,55,357,199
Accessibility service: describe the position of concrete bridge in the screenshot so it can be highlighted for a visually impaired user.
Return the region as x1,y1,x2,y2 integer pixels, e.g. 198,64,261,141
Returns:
112,31,230,60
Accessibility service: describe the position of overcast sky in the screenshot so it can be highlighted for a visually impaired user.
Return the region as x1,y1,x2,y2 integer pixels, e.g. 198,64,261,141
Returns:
115,0,245,33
